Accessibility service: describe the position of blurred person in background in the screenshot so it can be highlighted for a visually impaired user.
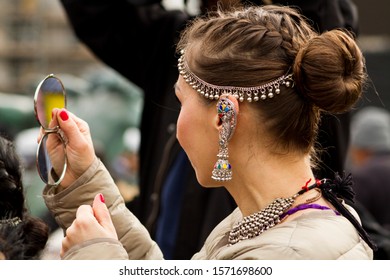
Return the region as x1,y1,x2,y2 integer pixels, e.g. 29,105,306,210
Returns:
0,135,49,259
348,106,390,231
57,0,359,259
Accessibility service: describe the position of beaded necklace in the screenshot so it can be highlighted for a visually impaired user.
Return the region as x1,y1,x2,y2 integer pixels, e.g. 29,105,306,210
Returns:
228,179,320,245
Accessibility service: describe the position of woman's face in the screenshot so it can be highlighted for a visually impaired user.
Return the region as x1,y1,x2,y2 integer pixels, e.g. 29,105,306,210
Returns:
175,75,219,187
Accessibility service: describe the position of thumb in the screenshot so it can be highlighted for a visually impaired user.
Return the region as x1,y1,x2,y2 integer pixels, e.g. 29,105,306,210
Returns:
92,193,117,238
55,108,83,143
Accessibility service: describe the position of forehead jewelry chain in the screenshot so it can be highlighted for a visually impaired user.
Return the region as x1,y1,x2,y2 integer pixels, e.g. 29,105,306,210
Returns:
178,49,294,102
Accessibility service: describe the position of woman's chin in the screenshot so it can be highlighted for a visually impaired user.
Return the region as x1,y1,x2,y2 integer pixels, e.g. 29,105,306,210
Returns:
195,172,222,188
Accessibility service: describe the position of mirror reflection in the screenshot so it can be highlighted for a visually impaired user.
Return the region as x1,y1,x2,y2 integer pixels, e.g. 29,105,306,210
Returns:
34,74,67,186
34,75,66,129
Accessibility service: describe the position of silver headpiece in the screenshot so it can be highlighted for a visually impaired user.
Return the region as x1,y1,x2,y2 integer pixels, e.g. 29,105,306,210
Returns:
0,217,22,227
178,49,294,102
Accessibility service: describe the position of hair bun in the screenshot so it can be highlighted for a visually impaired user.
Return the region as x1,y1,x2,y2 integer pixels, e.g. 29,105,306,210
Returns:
293,29,366,113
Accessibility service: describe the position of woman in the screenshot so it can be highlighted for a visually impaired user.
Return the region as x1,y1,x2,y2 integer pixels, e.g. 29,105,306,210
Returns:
42,6,374,259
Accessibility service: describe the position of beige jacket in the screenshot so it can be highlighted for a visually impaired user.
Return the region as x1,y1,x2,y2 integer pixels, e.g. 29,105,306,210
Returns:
43,158,373,260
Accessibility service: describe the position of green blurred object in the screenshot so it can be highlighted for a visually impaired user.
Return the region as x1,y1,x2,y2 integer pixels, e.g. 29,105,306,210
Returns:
0,92,36,139
75,67,144,164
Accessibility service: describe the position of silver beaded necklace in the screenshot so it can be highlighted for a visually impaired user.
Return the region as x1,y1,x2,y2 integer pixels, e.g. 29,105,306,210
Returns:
228,180,319,246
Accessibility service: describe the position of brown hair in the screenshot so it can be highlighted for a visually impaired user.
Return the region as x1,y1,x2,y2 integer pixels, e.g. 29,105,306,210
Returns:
177,5,365,157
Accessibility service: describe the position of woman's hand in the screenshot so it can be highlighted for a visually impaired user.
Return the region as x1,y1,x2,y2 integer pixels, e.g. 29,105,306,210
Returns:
38,108,95,188
61,193,118,258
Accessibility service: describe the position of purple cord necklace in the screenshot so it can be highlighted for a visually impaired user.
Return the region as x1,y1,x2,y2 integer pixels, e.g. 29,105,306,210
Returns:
280,203,340,220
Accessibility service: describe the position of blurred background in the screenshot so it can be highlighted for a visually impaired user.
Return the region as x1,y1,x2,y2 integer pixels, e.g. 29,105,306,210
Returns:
0,0,389,101
0,0,144,223
0,0,389,257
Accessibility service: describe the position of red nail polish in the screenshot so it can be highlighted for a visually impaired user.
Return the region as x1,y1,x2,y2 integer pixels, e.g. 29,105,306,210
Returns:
99,193,105,203
59,110,69,121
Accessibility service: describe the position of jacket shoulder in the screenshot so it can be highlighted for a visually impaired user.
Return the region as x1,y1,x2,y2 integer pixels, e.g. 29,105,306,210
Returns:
217,210,373,260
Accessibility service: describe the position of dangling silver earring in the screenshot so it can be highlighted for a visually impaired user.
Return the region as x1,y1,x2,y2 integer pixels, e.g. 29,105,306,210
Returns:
212,97,237,182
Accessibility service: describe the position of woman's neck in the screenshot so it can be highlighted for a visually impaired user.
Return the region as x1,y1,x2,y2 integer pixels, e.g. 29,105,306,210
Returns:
225,153,315,217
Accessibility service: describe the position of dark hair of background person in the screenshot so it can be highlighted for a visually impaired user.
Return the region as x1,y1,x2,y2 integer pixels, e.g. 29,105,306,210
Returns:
0,135,49,260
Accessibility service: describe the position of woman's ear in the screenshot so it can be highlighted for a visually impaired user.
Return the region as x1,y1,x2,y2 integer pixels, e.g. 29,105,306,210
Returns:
214,94,239,138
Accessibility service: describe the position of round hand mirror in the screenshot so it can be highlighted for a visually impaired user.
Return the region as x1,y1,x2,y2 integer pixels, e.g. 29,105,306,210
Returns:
34,74,67,186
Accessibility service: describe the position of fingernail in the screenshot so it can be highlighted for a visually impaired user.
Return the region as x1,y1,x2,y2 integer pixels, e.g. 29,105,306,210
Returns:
59,110,69,121
99,193,105,203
